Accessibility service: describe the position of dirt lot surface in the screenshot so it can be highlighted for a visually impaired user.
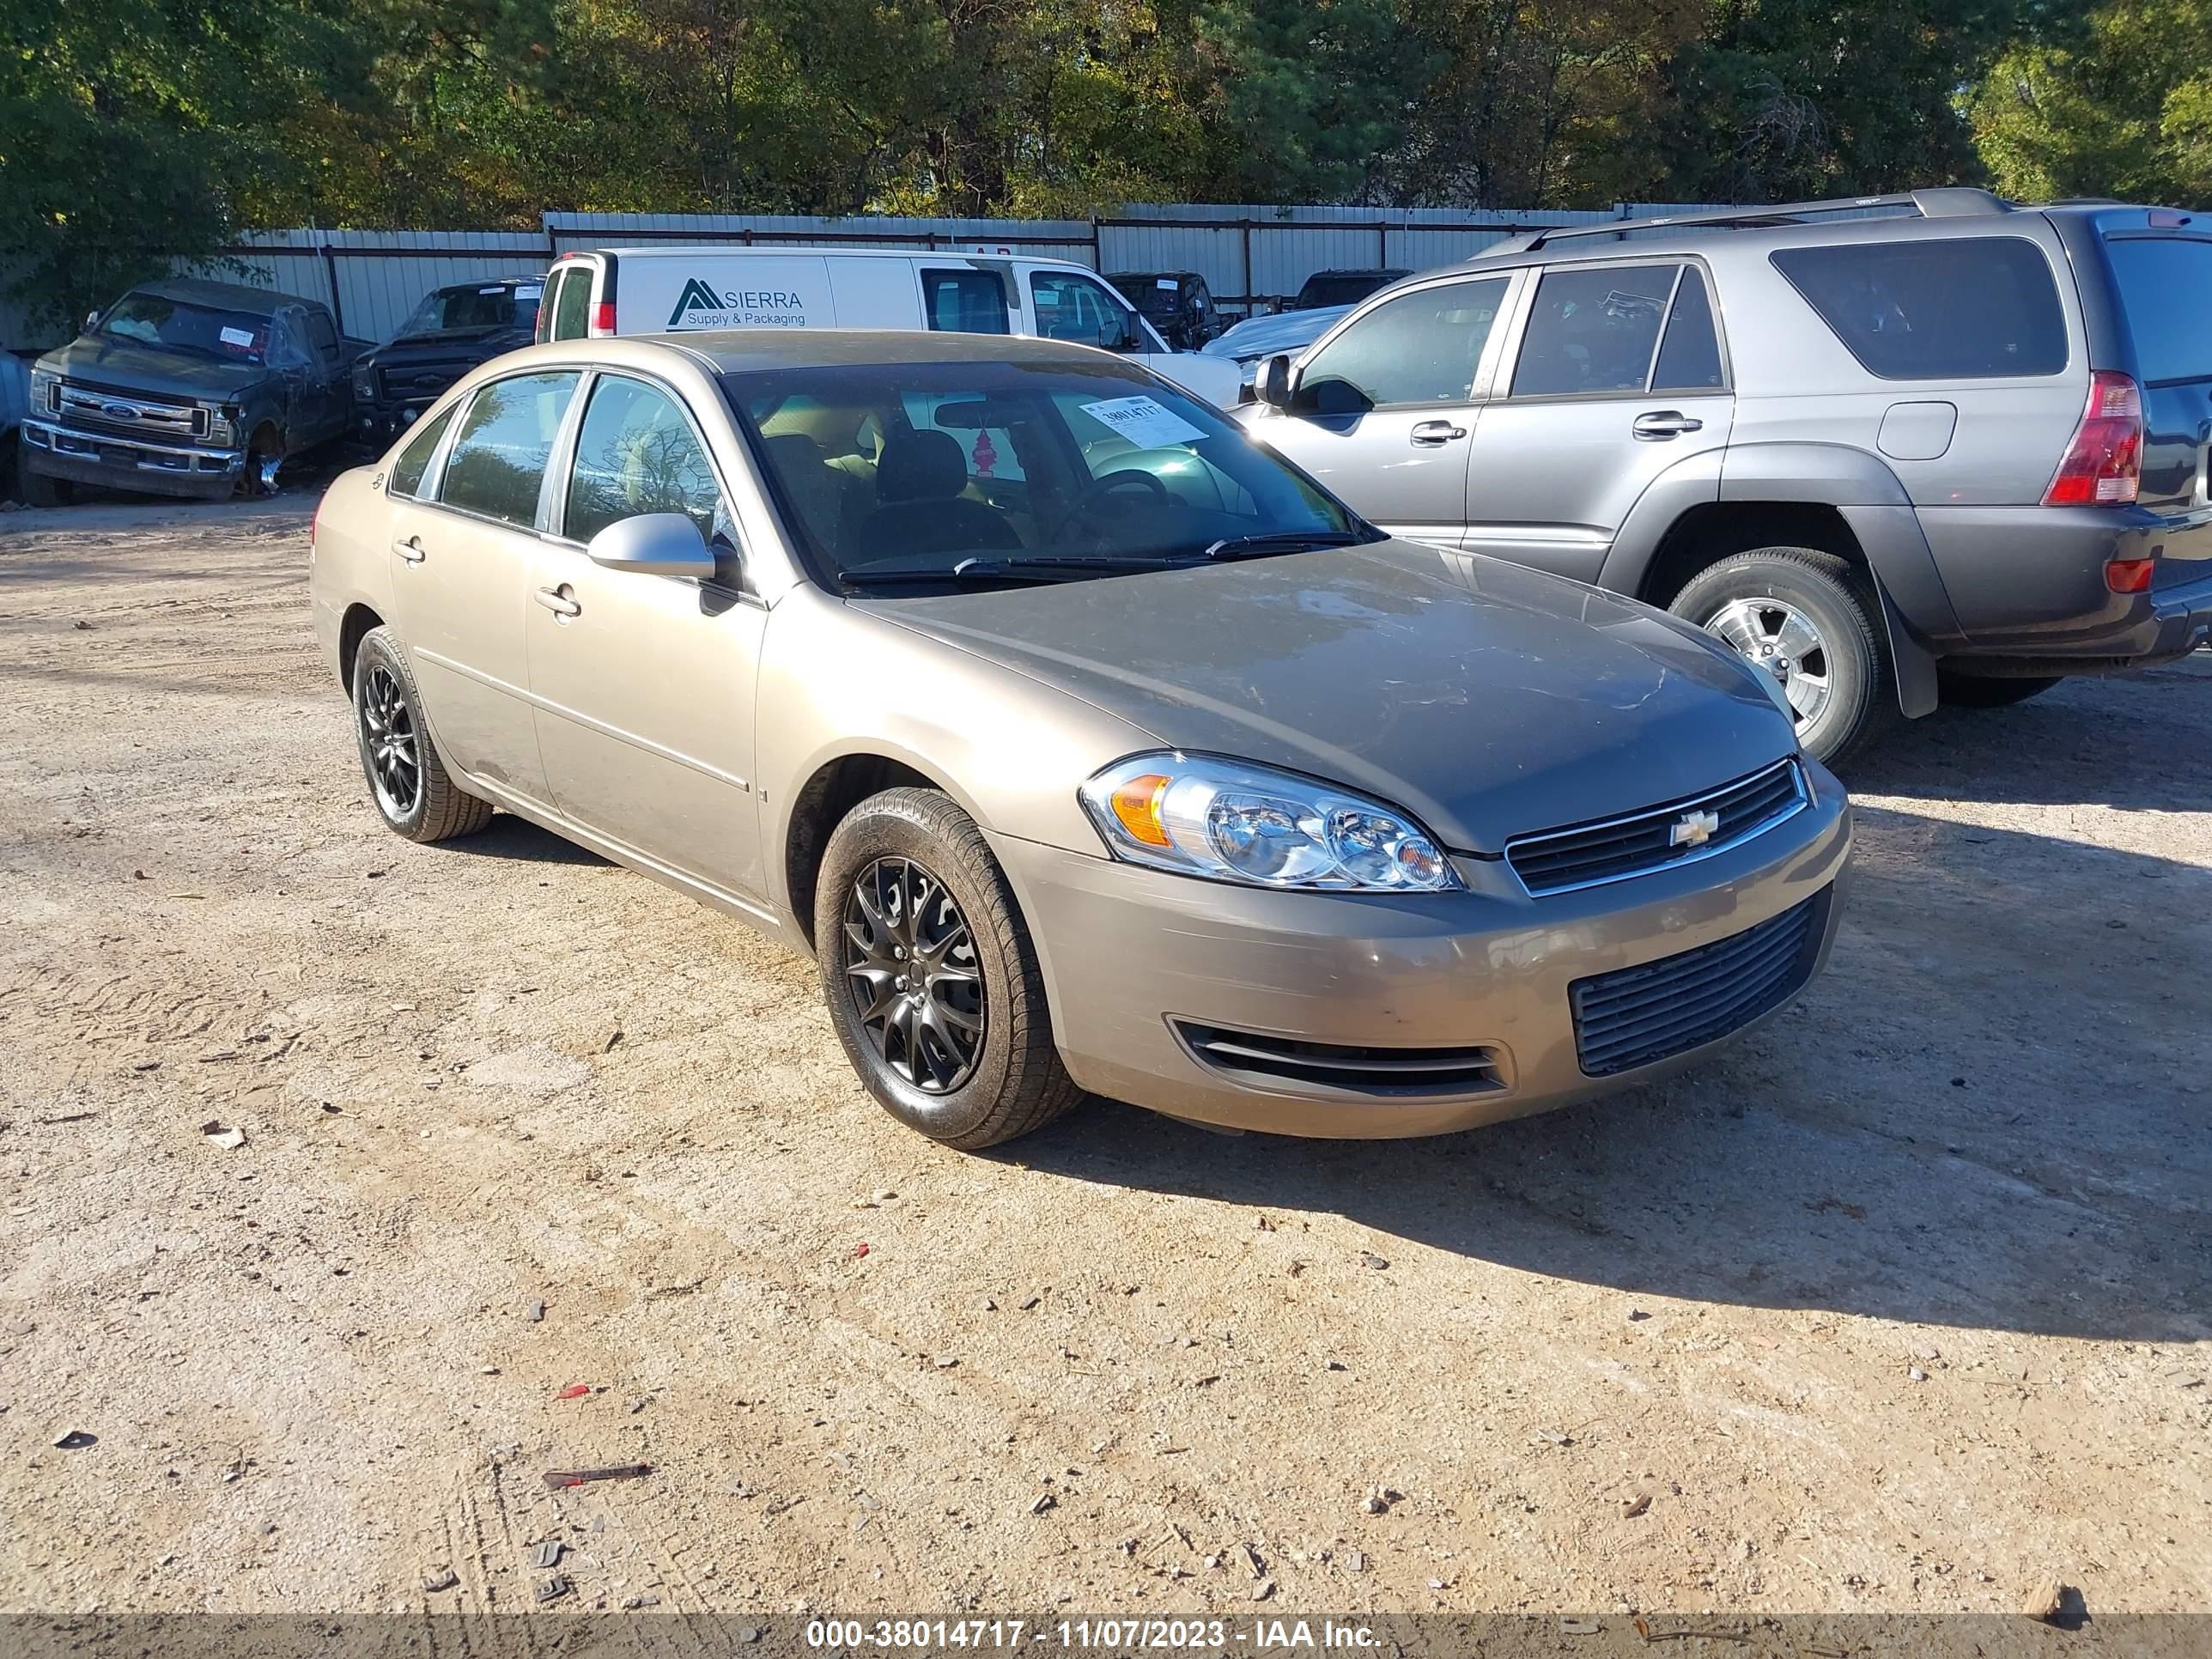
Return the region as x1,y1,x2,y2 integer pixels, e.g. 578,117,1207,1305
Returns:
1,497,2206,1626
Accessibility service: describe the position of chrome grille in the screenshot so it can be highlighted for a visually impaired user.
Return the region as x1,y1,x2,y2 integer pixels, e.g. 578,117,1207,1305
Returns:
1176,1023,1503,1097
56,380,207,441
1569,890,1828,1078
1505,758,1807,896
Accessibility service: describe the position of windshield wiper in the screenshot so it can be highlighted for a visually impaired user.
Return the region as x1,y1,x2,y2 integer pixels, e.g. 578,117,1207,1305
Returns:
1201,530,1364,562
841,556,1171,588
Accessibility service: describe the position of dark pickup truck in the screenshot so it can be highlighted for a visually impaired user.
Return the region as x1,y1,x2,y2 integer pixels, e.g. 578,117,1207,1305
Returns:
349,276,543,447
21,276,368,502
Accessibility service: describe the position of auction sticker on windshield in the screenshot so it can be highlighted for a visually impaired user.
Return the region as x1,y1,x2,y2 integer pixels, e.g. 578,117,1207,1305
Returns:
220,326,258,349
1080,396,1206,449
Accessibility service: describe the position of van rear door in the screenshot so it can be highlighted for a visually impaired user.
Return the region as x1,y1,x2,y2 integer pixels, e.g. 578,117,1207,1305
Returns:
2100,228,2212,516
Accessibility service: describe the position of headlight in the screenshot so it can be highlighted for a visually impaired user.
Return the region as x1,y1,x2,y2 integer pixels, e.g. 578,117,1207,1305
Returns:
352,368,374,397
30,368,58,412
202,405,237,446
1079,752,1460,892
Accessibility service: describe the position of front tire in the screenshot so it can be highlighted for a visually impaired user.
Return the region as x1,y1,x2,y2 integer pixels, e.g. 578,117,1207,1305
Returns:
351,626,494,842
1669,546,1893,765
815,787,1080,1150
1938,670,2063,708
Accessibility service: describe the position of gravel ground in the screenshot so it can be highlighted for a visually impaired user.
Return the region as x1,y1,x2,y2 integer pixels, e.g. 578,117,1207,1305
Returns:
0,496,2205,1626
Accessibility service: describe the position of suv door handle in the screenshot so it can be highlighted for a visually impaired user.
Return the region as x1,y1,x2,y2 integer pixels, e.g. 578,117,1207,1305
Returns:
533,585,580,619
392,536,425,563
1632,411,1703,440
1410,420,1468,447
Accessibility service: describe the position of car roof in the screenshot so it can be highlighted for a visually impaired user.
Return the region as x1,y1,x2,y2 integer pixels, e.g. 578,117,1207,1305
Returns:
134,276,305,314
629,329,1138,375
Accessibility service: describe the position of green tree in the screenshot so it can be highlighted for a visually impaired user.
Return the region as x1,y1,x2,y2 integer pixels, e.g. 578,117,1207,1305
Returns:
1969,0,2212,205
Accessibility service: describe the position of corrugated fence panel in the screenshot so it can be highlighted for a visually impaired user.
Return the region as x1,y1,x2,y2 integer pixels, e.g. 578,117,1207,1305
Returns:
5,204,1746,351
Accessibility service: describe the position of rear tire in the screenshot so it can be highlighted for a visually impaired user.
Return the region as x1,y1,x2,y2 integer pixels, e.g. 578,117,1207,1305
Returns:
1937,670,2063,708
1669,546,1894,765
351,626,494,842
815,787,1081,1150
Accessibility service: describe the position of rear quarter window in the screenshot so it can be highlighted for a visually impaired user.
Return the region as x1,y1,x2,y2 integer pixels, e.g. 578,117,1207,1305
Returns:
1770,237,2068,380
2104,236,2212,382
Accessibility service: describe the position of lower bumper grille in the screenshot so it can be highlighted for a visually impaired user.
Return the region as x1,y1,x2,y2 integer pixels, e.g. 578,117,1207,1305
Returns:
1569,889,1830,1078
1175,1023,1503,1097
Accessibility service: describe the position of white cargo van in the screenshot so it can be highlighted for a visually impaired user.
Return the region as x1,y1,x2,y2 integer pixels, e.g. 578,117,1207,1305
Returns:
534,246,1243,405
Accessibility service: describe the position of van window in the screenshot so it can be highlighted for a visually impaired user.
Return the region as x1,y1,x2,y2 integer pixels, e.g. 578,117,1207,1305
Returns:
1770,237,2067,380
564,375,723,544
1299,277,1509,409
1511,265,1679,397
388,405,456,499
2106,236,2212,381
1030,272,1137,351
1651,268,1724,391
549,267,592,342
921,270,1010,335
437,371,580,528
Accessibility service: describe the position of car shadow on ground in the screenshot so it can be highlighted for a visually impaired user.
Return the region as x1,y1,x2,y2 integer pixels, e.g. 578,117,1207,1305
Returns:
1841,657,2212,811
1003,782,2212,1344
446,814,611,866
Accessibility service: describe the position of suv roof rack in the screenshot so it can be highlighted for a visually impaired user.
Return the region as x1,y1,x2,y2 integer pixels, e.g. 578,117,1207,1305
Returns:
1481,188,2011,257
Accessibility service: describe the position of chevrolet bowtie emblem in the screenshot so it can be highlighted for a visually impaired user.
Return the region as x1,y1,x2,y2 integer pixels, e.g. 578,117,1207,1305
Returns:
1670,808,1721,848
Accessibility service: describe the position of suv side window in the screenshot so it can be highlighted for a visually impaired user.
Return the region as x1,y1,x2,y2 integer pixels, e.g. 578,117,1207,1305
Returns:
922,270,1010,335
437,371,581,528
564,374,724,544
1650,268,1723,391
1769,237,2067,380
549,267,592,342
1511,264,1680,398
1298,276,1510,410
1030,272,1137,351
388,405,456,499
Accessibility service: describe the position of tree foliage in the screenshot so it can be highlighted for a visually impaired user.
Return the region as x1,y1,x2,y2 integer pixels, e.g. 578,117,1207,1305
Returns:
3,0,2197,331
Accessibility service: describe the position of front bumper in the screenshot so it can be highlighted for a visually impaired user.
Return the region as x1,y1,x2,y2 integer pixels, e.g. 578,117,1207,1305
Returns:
21,419,242,501
988,761,1851,1138
1919,503,2212,669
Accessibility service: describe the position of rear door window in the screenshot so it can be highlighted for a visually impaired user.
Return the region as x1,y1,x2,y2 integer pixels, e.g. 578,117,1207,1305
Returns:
1770,237,2067,379
1510,264,1679,397
921,270,1010,335
548,267,592,342
2105,236,2212,381
437,371,581,528
389,405,456,499
1650,268,1724,391
1298,276,1510,410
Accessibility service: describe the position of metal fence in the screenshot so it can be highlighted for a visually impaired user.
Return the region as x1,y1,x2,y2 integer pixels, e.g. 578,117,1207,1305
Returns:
4,202,1735,350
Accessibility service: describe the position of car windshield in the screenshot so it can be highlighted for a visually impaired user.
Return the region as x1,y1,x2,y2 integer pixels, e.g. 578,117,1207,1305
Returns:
398,283,542,338
97,293,270,363
1295,272,1407,309
1111,277,1186,320
727,361,1376,587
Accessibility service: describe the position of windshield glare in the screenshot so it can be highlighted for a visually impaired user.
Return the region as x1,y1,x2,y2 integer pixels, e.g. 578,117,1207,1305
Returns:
400,283,541,337
98,294,269,363
726,363,1372,585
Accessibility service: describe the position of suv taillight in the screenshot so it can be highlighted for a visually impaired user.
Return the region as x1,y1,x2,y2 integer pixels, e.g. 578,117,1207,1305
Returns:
2043,371,2142,506
589,301,615,337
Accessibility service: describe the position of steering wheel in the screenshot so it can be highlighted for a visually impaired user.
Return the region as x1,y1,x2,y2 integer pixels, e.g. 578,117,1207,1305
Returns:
1055,467,1173,544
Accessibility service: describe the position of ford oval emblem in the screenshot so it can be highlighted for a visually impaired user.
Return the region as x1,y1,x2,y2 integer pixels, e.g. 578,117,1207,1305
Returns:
102,402,141,421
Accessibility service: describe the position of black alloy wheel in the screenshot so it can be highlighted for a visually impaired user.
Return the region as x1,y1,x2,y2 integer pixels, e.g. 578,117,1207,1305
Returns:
841,855,987,1094
360,660,423,821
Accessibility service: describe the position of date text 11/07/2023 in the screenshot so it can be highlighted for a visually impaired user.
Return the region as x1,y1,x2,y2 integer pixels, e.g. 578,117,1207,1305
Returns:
803,1620,1381,1650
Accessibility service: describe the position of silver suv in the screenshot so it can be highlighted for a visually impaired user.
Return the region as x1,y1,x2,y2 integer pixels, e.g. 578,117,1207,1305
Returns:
1237,189,2212,762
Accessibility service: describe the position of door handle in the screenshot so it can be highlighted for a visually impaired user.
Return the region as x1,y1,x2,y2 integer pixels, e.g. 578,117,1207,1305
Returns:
532,586,580,619
392,536,425,563
1410,420,1468,447
1632,411,1704,440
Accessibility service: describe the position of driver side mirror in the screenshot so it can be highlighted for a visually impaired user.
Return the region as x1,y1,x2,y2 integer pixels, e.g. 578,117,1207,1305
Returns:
586,512,717,578
85,309,100,331
1258,353,1295,409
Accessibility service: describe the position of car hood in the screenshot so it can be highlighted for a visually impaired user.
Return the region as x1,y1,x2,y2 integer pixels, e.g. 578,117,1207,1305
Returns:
39,336,267,402
366,326,532,364
1202,305,1350,362
857,540,1797,855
